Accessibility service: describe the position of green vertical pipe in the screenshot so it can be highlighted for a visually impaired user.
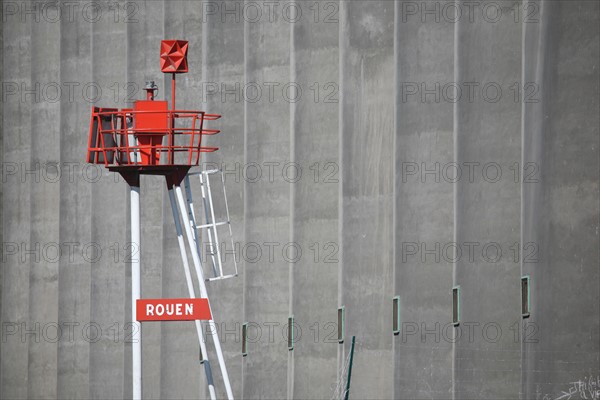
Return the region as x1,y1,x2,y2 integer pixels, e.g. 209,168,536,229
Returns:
344,336,356,400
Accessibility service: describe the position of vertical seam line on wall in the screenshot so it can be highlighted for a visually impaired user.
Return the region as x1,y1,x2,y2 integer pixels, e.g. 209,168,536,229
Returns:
159,2,166,396
0,13,3,393
451,0,460,398
125,9,132,397
200,2,209,397
242,0,249,393
287,1,296,398
85,11,93,397
392,2,400,398
201,0,209,110
0,11,4,395
337,0,346,377
55,12,63,398
26,9,34,398
56,13,63,398
520,2,528,398
160,2,167,397
88,12,96,398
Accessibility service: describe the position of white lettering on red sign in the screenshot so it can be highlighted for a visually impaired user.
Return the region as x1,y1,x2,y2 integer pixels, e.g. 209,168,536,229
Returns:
136,298,211,321
145,302,194,316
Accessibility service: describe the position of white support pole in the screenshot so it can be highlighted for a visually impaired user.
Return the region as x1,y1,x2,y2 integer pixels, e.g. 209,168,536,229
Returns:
174,185,234,400
131,185,142,400
167,188,217,400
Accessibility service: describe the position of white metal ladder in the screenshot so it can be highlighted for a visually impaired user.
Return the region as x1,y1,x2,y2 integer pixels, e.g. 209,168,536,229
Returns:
165,168,239,400
185,169,238,281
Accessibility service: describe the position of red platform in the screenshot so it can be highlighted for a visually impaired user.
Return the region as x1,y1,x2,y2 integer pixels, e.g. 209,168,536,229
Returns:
87,105,220,178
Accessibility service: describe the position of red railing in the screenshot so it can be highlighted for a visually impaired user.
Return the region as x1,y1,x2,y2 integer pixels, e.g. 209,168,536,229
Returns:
87,107,221,167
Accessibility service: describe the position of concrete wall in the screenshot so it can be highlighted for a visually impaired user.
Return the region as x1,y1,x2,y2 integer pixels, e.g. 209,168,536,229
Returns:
1,1,598,399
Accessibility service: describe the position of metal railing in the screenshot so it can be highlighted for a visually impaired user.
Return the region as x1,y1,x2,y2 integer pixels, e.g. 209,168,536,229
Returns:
87,108,221,167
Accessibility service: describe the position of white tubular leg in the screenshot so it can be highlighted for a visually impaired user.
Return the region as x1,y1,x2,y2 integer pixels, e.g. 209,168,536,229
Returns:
174,185,234,400
168,188,217,400
131,186,142,400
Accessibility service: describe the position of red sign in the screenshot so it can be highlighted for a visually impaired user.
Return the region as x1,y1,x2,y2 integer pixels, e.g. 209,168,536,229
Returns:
136,298,211,321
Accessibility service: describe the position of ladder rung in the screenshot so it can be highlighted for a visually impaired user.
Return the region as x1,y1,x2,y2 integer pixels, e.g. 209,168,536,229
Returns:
206,274,238,282
188,169,219,176
198,221,228,229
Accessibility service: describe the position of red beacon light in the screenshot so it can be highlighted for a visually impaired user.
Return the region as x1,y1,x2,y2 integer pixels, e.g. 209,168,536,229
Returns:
86,39,220,187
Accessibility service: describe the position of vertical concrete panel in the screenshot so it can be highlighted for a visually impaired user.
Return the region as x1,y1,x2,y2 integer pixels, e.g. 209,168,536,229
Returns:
201,1,246,397
522,1,600,398
0,3,32,398
57,5,93,398
340,1,394,398
393,1,454,398
126,2,164,398
243,1,291,397
27,2,61,397
454,2,522,398
89,2,128,397
521,2,548,397
290,1,339,398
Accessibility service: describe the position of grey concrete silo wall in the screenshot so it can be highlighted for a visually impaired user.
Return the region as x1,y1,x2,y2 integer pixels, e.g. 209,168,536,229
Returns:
1,1,598,399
